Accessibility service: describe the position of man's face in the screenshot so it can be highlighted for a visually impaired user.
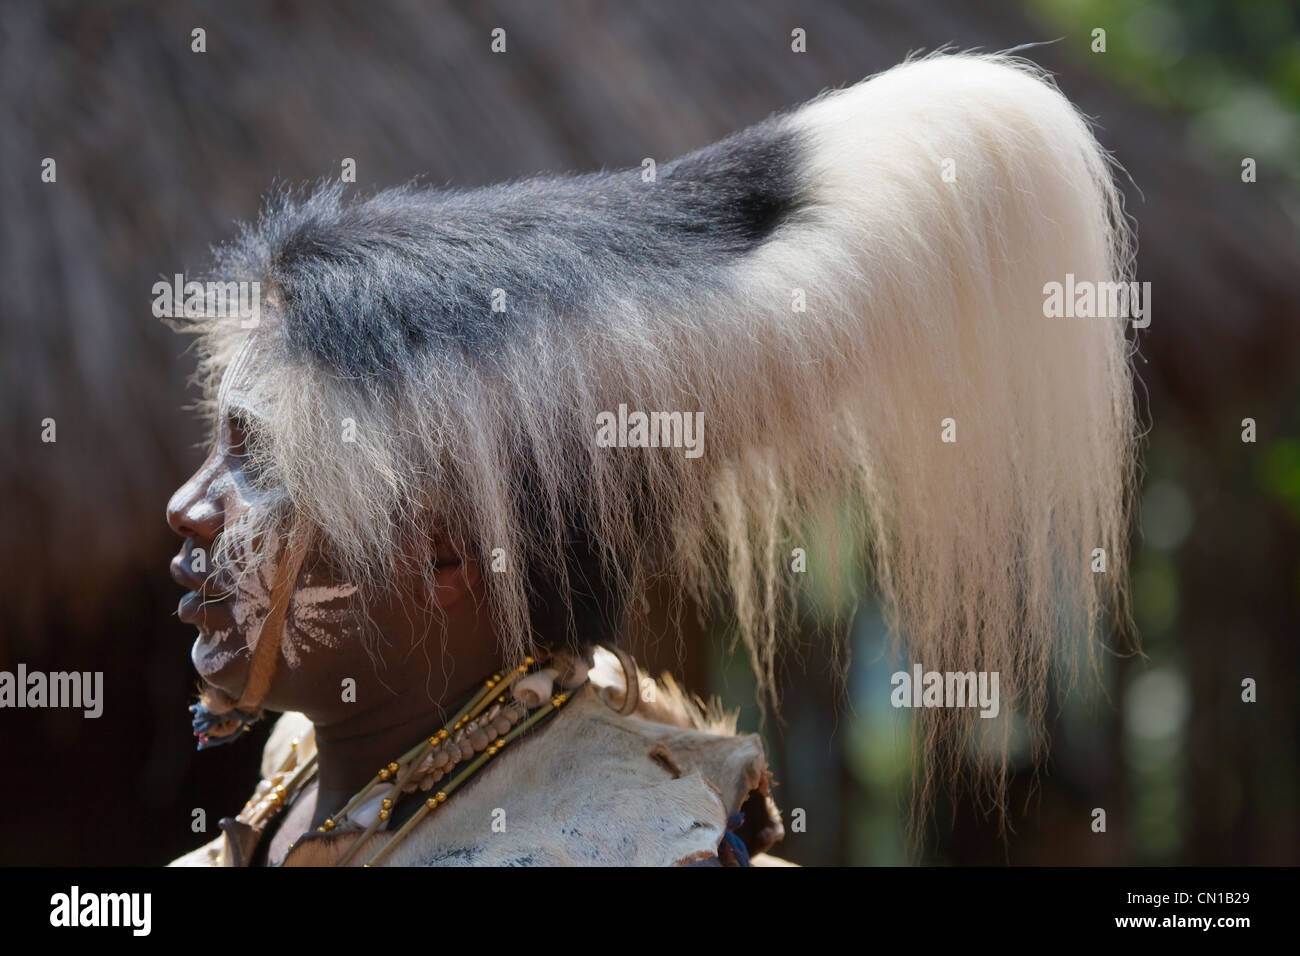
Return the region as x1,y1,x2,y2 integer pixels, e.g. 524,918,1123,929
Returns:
165,321,502,728
165,407,494,728
165,408,364,712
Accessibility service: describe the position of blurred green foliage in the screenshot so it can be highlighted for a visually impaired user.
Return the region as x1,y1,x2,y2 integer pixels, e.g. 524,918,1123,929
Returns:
1032,0,1300,187
1259,437,1300,523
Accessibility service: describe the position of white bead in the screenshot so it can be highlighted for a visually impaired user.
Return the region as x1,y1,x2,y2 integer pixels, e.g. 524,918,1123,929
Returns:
513,668,557,708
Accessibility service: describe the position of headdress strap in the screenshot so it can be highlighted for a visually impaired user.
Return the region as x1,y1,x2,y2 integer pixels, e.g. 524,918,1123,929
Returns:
235,517,312,712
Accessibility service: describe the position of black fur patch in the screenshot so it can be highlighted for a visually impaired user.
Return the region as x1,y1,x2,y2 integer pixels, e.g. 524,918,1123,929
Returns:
221,115,806,383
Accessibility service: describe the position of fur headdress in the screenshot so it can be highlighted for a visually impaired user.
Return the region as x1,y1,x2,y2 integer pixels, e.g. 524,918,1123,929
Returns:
179,53,1137,806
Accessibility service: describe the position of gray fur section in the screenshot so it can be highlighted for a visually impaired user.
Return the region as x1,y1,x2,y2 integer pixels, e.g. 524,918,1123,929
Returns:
216,114,807,382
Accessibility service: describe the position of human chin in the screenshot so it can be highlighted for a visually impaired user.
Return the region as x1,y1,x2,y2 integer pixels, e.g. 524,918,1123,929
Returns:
190,622,251,694
185,589,254,692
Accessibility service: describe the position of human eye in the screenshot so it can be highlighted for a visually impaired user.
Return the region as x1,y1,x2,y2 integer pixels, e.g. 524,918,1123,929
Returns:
224,411,271,489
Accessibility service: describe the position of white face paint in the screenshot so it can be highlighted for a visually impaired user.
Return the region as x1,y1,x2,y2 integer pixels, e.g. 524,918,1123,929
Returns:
192,629,238,673
189,521,271,682
229,562,272,642
281,584,358,667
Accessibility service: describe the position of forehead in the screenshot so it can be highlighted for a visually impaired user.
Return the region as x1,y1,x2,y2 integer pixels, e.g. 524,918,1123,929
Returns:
216,336,275,422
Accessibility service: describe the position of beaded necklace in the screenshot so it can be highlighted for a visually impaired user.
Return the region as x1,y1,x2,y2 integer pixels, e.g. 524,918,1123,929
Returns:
235,652,588,867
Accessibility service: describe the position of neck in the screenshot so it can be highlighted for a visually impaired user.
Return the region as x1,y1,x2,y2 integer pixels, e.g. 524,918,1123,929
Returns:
306,675,489,828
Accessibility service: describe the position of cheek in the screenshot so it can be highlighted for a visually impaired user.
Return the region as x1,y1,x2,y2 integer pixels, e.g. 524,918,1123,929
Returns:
208,463,290,567
230,564,274,633
206,467,243,514
280,582,362,670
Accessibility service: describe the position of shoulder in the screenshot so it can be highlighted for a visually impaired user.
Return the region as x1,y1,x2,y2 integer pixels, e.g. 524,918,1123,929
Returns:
378,654,786,866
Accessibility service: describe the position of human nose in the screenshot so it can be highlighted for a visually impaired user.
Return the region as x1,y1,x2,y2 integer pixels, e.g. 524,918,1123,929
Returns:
166,456,225,543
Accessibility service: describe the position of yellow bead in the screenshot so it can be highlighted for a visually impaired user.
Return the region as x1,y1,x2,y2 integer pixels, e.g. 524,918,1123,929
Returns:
322,818,336,831
381,798,393,810
387,762,400,773
486,746,497,756
378,769,390,781
524,656,535,666
378,809,390,821
425,797,438,809
436,792,448,803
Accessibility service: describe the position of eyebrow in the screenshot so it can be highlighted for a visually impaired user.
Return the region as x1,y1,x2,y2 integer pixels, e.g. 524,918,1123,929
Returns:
222,403,268,430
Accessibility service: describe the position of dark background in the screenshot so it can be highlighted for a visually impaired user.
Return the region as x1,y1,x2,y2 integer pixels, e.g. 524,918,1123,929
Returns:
1,0,1296,865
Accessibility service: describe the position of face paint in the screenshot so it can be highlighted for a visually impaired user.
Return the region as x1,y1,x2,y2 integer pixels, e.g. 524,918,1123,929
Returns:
282,584,358,666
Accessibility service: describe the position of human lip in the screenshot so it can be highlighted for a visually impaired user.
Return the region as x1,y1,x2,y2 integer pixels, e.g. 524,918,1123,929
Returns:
170,549,235,594
171,552,233,624
170,555,206,592
178,588,236,626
